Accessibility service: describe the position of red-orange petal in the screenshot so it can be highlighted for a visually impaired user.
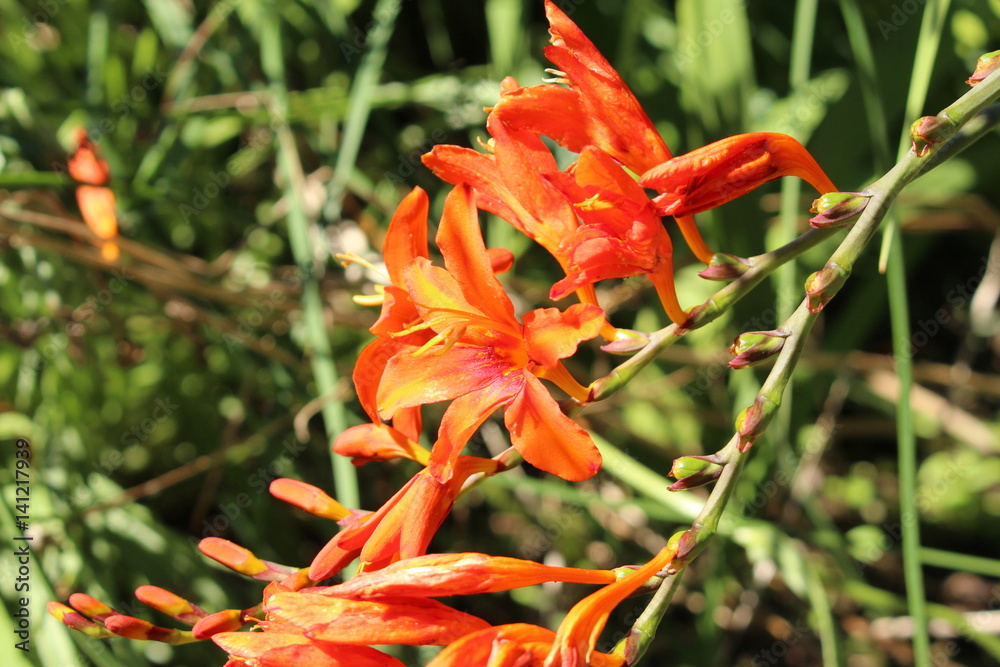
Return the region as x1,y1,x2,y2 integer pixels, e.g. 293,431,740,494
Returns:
318,552,616,599
383,187,429,286
523,303,604,369
505,373,601,481
265,593,491,646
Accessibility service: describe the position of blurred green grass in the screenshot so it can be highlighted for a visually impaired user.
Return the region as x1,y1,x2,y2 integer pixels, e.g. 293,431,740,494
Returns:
1,1,999,665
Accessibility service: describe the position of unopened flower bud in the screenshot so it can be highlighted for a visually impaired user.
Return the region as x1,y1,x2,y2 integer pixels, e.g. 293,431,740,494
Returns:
698,253,753,281
199,537,296,581
804,262,849,313
47,601,116,638
269,478,351,520
967,50,1000,86
103,615,198,645
735,394,779,452
600,328,650,354
665,526,710,575
729,329,788,369
809,192,871,228
910,115,956,157
668,455,725,491
135,586,206,625
192,608,251,639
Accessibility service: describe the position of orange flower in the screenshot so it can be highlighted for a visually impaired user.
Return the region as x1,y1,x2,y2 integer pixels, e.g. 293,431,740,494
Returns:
547,146,685,324
545,543,678,666
640,132,837,218
68,128,120,261
309,455,500,580
375,183,604,482
490,0,714,264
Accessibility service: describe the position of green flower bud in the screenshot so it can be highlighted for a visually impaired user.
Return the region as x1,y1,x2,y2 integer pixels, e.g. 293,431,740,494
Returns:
729,329,789,369
698,253,753,281
600,328,650,355
910,114,956,158
967,50,1000,87
804,262,850,313
809,191,872,229
735,394,779,452
668,455,725,491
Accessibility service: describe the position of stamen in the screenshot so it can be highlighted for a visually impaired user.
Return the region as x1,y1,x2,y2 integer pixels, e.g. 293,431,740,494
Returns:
335,252,388,281
352,285,386,307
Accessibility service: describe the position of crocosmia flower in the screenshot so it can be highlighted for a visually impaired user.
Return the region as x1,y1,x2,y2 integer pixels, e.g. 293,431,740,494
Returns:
375,183,604,482
490,0,715,264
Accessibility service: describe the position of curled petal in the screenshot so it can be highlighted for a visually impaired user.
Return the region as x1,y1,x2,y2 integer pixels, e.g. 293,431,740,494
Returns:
641,132,836,217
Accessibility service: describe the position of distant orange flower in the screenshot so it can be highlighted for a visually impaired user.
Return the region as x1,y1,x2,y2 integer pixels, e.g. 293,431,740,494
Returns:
640,132,837,218
68,128,120,261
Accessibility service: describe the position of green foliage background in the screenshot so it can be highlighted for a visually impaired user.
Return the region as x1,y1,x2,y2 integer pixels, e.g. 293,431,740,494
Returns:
0,0,999,665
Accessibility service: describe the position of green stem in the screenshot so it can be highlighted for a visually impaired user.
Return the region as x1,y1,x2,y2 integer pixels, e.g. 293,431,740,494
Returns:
590,226,839,401
620,68,1000,665
260,7,358,510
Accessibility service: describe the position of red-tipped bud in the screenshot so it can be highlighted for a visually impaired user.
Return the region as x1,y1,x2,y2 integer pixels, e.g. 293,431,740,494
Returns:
735,395,780,452
665,528,708,575
729,329,789,369
135,586,206,625
269,478,352,520
192,608,251,639
698,253,752,281
910,114,956,157
103,615,199,645
68,593,116,621
199,537,296,581
967,50,1000,86
809,192,872,228
47,601,116,638
804,262,850,313
667,455,725,491
600,328,649,354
